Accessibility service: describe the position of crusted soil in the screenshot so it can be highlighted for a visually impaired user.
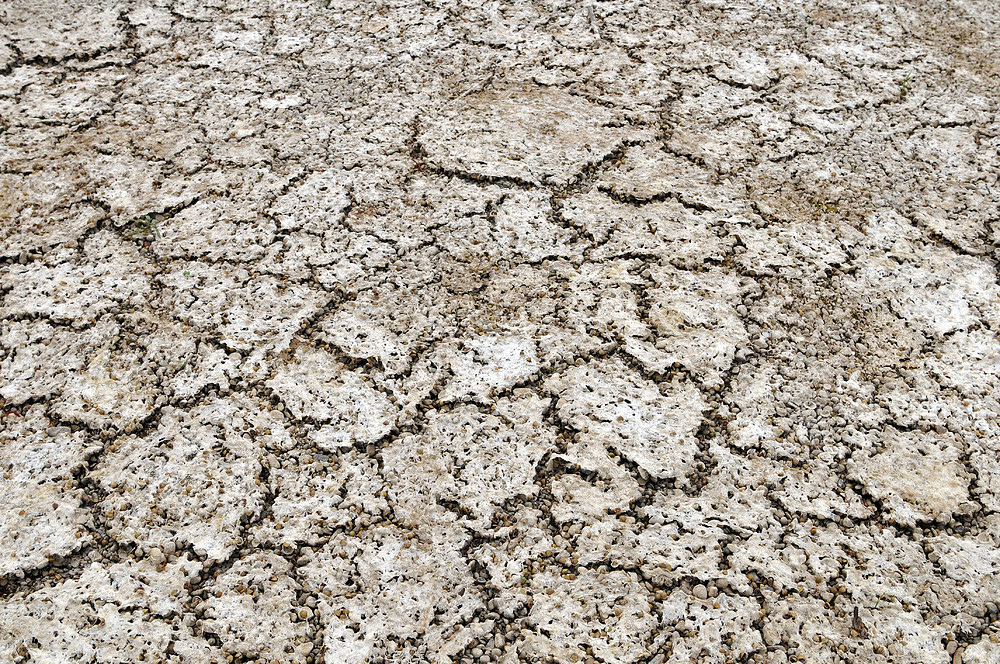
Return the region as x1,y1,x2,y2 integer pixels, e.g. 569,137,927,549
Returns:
2,1,1000,663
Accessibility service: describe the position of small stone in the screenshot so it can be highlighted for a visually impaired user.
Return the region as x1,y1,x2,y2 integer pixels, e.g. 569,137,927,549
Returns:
693,584,709,600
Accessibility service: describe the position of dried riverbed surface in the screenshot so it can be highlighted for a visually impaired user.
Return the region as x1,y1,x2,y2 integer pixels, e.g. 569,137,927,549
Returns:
2,0,1000,662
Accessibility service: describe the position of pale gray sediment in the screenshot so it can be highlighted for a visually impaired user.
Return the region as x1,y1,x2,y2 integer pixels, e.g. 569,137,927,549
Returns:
2,0,1000,662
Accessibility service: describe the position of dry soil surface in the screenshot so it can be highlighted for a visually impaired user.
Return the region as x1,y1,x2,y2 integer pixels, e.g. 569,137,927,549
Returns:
2,1,1000,663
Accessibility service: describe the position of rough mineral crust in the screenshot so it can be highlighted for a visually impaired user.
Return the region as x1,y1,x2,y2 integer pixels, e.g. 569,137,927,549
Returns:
199,552,314,663
266,343,398,449
381,395,555,533
4,0,1000,663
546,358,708,483
0,555,219,663
849,427,975,526
0,406,99,579
91,397,270,563
300,525,484,664
522,568,657,664
419,86,640,186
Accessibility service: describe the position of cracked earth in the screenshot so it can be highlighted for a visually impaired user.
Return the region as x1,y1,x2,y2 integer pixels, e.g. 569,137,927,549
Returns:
1,0,999,663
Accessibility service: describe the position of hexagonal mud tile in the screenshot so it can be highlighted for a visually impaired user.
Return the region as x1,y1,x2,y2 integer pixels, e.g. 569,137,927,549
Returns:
0,555,217,664
760,594,947,664
266,344,398,450
468,505,554,614
92,396,271,562
0,169,104,258
419,85,637,186
200,552,313,664
643,266,752,388
316,282,454,377
0,406,99,578
300,525,484,664
546,358,708,482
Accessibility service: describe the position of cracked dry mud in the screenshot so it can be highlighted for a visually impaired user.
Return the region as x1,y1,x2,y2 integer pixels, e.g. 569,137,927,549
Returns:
1,1,999,663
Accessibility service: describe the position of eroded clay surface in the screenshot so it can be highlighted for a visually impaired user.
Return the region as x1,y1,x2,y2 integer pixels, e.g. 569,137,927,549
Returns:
2,1,1000,663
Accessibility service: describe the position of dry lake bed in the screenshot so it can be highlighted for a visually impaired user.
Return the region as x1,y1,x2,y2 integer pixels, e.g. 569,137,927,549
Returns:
2,0,1000,662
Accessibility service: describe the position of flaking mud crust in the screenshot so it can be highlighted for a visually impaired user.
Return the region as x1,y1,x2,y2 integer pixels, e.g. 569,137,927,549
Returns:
2,1,1000,663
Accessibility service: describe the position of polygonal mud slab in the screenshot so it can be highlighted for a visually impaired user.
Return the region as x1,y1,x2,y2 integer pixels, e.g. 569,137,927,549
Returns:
522,568,657,664
595,143,749,211
419,85,637,186
2,1,123,61
251,448,388,548
0,317,176,432
965,635,1000,664
928,329,1000,397
561,190,731,267
151,196,278,262
316,285,447,376
660,589,763,664
159,263,331,361
643,266,753,388
381,394,555,532
3,0,1000,662
268,169,352,233
91,397,271,562
494,189,583,262
199,552,313,664
467,505,554,614
436,336,542,403
0,232,152,324
546,358,708,482
266,343,398,450
300,525,484,664
848,427,974,527
760,594,947,664
0,556,218,663
0,169,105,257
0,406,99,578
